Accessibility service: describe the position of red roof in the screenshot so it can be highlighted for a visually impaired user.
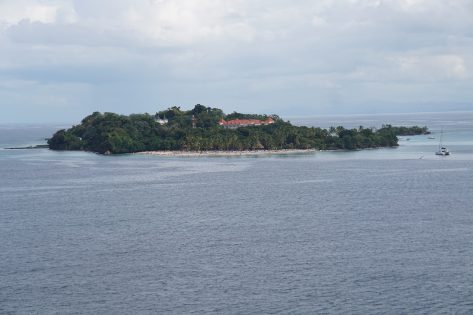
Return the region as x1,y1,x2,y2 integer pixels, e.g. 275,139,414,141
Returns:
218,117,274,126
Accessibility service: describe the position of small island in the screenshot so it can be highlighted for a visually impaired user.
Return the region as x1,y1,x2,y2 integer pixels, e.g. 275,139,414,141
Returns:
47,104,429,155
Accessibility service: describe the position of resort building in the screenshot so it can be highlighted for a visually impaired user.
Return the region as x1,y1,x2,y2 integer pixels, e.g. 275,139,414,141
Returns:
218,117,274,129
155,115,168,125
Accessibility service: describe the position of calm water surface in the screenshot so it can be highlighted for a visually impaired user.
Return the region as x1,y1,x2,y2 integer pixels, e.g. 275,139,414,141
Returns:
1,112,473,314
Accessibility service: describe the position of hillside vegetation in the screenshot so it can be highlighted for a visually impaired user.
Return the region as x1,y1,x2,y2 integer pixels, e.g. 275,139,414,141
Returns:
48,104,428,154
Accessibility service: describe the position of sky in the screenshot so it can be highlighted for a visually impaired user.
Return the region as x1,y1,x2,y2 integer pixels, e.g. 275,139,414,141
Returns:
1,0,473,123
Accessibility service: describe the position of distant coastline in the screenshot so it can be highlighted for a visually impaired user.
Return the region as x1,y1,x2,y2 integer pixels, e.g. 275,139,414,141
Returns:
4,144,49,150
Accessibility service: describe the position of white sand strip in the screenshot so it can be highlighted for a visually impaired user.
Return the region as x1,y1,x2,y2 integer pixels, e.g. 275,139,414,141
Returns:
136,149,317,157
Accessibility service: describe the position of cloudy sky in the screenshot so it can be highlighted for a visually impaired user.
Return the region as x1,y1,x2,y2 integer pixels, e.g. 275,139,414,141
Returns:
1,0,473,122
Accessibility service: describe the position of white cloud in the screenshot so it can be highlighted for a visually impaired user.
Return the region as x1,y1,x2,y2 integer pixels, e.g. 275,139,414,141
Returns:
398,54,469,80
0,0,67,26
1,0,473,121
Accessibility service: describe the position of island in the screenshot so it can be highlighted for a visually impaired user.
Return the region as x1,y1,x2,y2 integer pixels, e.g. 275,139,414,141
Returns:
47,104,429,155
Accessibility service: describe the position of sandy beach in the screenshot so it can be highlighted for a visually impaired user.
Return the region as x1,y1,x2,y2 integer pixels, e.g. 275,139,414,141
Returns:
136,149,317,157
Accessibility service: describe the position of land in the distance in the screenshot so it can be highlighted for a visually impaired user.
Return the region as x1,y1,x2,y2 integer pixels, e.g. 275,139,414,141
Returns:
47,104,429,155
5,144,49,150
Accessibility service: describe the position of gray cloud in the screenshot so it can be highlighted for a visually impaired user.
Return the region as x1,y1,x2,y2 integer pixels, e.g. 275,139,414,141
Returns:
1,0,473,122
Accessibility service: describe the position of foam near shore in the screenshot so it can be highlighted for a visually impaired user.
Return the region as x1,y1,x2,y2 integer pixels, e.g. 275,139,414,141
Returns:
136,149,316,157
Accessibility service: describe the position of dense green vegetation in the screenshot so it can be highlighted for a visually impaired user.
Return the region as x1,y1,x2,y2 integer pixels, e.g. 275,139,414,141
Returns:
48,104,428,154
384,125,430,136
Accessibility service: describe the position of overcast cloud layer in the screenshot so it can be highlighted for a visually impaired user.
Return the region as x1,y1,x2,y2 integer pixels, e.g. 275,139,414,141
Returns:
1,0,473,122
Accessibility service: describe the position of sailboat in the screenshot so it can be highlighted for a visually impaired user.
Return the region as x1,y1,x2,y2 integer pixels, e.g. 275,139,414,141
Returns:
435,129,450,156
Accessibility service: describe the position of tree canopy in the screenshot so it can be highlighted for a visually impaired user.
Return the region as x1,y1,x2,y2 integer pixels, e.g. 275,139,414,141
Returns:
48,104,428,154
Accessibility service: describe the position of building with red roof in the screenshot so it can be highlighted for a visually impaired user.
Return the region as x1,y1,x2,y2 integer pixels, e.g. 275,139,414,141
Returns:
218,117,274,129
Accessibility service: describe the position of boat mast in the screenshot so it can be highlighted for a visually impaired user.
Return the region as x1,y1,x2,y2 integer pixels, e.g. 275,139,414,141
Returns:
439,128,443,149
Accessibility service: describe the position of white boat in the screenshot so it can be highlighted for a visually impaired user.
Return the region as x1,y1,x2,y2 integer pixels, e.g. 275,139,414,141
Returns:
436,146,450,156
435,129,450,156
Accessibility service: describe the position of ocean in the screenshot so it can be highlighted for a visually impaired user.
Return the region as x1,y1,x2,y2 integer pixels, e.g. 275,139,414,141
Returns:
1,112,473,314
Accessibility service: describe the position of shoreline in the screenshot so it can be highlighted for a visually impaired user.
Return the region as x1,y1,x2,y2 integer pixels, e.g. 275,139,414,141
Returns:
136,149,317,157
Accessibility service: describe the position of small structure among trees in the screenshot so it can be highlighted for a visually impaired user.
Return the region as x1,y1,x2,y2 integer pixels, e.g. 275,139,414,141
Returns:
154,114,168,125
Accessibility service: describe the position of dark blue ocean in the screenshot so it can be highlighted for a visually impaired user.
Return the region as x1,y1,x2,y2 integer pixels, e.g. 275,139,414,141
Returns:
1,112,473,314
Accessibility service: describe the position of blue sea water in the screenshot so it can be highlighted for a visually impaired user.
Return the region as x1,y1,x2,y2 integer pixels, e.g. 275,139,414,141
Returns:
1,112,473,314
